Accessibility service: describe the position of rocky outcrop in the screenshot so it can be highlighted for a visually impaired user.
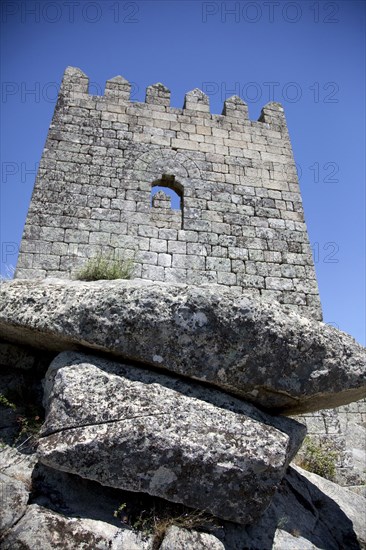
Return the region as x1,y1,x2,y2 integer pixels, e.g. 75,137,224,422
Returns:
1,277,365,548
216,465,366,549
1,504,152,550
1,279,365,414
37,351,305,525
2,440,365,550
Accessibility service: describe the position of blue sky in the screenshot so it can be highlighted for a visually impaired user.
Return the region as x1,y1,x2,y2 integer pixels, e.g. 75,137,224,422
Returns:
1,0,365,344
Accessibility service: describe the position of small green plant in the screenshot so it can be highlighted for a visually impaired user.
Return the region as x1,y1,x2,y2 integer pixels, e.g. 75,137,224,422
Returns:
0,394,17,410
137,509,214,549
75,252,134,281
295,436,339,481
277,515,288,529
114,502,128,523
0,386,44,449
112,497,216,550
14,414,43,446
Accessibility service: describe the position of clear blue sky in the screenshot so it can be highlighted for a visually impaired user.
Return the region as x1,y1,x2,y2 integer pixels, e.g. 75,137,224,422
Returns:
1,0,365,344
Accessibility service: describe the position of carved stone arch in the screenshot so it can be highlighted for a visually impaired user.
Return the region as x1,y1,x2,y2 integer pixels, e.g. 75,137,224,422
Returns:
133,149,201,185
131,149,202,230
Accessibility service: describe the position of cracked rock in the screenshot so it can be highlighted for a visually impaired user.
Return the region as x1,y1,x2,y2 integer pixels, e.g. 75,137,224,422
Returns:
37,351,305,525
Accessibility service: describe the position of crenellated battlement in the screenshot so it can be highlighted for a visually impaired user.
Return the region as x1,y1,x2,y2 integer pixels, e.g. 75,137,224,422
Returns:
59,66,287,129
16,66,322,321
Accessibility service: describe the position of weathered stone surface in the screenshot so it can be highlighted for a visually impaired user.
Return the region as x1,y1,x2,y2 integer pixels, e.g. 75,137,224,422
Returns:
37,351,305,525
272,529,321,549
1,279,365,414
0,472,29,532
0,445,37,488
1,504,151,549
291,465,366,547
160,525,225,549
216,465,366,549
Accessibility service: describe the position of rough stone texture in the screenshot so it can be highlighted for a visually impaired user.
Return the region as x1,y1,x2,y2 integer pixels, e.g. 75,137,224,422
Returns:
291,465,366,547
1,504,151,550
15,66,322,321
160,526,225,549
294,398,366,491
215,465,366,550
1,441,365,550
0,472,29,532
272,529,322,549
0,445,37,489
37,351,305,525
1,279,365,414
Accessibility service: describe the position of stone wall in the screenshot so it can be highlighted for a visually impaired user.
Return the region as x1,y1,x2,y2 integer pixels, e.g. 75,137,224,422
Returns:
15,66,322,320
295,398,366,491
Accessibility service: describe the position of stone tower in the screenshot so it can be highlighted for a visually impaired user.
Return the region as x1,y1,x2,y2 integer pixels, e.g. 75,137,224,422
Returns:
16,66,322,320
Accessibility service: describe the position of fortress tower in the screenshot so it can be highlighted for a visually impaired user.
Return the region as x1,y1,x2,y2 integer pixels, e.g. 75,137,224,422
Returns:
16,67,322,320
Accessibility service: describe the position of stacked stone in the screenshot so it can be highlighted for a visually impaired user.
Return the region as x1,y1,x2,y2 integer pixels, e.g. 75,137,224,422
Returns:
16,66,321,320
295,398,366,489
150,190,182,230
1,278,365,545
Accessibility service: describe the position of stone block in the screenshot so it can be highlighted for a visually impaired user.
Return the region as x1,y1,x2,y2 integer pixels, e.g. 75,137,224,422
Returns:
172,254,205,270
168,241,187,254
158,253,172,268
141,264,165,281
206,257,231,272
150,238,168,253
136,251,158,265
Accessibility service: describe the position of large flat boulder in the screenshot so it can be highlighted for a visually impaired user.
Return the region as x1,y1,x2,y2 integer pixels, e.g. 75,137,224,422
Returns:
1,278,365,414
37,351,305,525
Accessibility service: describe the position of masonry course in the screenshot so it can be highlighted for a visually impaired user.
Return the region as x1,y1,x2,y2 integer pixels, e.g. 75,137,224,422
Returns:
16,66,322,320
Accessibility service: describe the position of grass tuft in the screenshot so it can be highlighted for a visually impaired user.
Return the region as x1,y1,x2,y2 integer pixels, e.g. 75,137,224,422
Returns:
75,253,134,281
295,435,339,481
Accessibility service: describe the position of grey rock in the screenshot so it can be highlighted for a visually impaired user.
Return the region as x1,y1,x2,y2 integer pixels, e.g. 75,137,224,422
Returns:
0,472,29,532
160,525,225,549
37,351,305,525
217,465,366,549
1,504,151,549
1,279,365,414
0,445,37,488
292,465,366,548
272,529,321,549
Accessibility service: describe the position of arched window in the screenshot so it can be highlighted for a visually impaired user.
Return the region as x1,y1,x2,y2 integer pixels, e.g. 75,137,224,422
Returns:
150,175,183,229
